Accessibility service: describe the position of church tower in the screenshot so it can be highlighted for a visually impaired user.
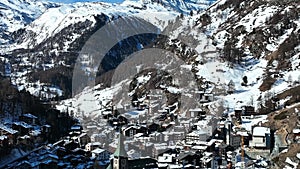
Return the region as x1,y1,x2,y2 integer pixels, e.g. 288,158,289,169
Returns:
112,132,128,169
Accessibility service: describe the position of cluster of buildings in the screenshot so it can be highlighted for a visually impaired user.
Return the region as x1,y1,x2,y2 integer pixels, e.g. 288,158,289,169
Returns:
74,90,277,168
1,87,298,169
1,125,110,169
0,113,52,159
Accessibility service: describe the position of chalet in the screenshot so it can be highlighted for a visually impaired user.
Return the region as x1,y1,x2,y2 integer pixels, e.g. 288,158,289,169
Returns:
108,115,128,127
17,135,31,145
91,133,107,143
242,106,255,116
187,108,206,118
70,124,83,135
86,142,102,151
157,154,173,168
162,131,185,143
72,132,90,148
0,125,18,144
186,130,209,142
148,123,160,132
92,148,111,160
201,152,216,168
42,124,51,133
123,125,148,137
193,117,217,137
19,113,38,125
117,115,128,125
249,127,271,149
195,140,216,152
152,143,169,158
12,121,33,135
176,152,201,167
149,132,163,143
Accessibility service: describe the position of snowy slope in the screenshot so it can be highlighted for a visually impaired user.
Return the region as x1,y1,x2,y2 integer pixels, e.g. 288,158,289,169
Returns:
0,0,216,100
160,0,215,13
1,0,216,51
56,0,300,123
6,1,177,50
0,0,57,44
0,0,299,136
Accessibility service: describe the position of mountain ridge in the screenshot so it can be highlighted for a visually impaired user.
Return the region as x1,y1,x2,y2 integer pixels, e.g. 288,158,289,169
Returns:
0,0,299,167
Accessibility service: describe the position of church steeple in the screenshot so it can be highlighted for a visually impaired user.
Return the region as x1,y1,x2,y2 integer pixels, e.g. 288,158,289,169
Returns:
114,132,127,157
110,132,128,169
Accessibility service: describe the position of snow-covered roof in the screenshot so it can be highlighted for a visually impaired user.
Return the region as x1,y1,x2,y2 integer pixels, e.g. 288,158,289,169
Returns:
253,127,270,137
293,129,300,134
168,164,183,169
0,135,7,140
192,145,207,150
285,157,298,168
187,130,208,136
189,108,203,112
43,124,51,128
14,121,33,129
86,142,101,146
92,148,107,154
23,113,38,119
296,153,300,160
237,131,249,137
86,125,97,129
30,130,41,136
158,154,173,163
0,125,18,134
134,133,144,138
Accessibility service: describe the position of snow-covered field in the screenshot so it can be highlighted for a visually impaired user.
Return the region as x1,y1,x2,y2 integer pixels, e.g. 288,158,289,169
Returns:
55,0,300,126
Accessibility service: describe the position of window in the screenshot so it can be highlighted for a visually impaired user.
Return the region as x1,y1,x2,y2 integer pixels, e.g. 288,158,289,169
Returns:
130,130,134,137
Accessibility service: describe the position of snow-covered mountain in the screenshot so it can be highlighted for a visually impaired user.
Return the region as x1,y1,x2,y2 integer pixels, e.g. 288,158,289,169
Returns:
55,0,300,134
160,0,215,13
0,0,298,114
0,0,300,167
0,0,58,44
2,0,215,50
0,0,216,99
0,0,299,116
